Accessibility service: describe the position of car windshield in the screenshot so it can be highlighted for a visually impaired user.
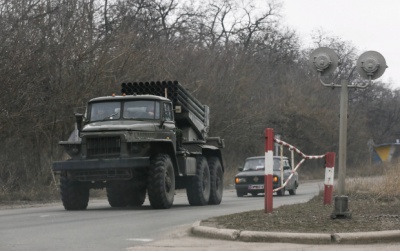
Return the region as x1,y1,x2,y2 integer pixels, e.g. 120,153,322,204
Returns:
242,158,282,171
89,100,160,121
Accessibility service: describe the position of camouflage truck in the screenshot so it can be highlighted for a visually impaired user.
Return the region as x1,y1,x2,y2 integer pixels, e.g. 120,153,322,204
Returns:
52,81,224,210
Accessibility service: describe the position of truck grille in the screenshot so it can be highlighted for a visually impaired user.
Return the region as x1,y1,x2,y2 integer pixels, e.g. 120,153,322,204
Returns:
86,136,121,158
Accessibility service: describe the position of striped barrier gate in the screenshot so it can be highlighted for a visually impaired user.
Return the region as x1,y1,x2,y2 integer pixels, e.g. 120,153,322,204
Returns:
264,128,335,213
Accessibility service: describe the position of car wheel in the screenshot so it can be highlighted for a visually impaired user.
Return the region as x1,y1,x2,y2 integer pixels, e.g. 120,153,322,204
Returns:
289,182,297,195
277,187,285,196
236,190,246,197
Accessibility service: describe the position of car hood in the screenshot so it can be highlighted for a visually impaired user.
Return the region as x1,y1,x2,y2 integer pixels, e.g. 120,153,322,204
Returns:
83,120,158,132
235,170,282,177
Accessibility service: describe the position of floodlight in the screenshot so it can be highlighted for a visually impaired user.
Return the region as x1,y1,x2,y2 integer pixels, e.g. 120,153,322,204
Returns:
309,47,339,76
356,51,387,80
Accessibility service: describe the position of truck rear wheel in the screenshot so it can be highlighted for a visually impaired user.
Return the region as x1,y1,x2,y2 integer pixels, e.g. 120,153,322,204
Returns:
60,176,89,210
207,157,223,205
186,156,210,206
147,154,175,209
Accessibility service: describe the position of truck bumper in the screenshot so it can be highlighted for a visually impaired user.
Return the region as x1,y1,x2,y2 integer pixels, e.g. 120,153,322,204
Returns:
52,157,150,171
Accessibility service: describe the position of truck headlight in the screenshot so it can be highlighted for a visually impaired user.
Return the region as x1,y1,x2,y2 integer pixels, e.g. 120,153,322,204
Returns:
235,177,246,184
65,144,81,157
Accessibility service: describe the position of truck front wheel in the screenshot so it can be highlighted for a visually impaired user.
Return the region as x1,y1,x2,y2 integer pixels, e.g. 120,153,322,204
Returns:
186,156,210,206
128,185,146,206
60,176,89,210
106,182,128,207
107,181,146,207
147,154,175,209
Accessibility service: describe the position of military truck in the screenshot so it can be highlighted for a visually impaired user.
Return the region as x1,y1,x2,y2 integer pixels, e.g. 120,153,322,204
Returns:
52,81,224,210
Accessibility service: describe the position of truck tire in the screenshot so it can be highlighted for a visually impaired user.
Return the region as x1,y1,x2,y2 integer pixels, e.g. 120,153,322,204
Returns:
207,157,223,205
186,156,210,206
106,182,128,207
60,176,89,210
128,185,146,206
147,154,175,209
107,181,146,207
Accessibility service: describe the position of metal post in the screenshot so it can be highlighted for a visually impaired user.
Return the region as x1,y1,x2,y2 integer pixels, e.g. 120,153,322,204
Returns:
264,128,274,213
324,152,335,205
337,79,348,195
332,80,351,218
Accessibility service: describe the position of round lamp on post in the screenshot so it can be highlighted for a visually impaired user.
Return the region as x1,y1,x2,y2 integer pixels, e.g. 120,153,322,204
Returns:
309,47,387,219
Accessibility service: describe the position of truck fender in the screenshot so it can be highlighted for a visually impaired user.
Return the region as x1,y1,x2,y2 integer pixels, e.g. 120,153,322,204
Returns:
201,145,224,172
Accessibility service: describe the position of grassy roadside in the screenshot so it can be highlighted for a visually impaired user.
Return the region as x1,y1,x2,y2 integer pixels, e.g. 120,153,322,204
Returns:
202,161,400,233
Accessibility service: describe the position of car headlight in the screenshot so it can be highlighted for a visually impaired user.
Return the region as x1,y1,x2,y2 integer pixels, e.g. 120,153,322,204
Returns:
273,176,278,183
235,177,246,184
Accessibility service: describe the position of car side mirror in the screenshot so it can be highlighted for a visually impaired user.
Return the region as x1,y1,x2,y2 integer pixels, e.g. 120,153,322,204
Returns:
283,166,291,171
238,167,243,171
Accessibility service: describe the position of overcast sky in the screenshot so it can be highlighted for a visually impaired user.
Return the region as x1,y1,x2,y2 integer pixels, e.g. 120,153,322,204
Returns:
279,0,399,90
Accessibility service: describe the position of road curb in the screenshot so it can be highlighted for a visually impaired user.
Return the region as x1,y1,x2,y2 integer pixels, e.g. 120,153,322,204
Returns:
332,230,400,244
192,221,400,244
191,221,240,241
239,230,331,244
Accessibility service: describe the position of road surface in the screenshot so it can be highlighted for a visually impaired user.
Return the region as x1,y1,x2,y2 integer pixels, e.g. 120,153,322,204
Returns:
0,182,322,251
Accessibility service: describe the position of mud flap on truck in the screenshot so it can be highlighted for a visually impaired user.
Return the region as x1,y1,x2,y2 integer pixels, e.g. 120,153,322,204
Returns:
176,155,197,175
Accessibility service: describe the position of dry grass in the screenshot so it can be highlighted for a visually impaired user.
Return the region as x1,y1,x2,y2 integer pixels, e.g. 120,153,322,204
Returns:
202,161,400,233
347,162,400,201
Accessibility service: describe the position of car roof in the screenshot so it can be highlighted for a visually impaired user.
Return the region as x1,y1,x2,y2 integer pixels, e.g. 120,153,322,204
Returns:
245,156,288,160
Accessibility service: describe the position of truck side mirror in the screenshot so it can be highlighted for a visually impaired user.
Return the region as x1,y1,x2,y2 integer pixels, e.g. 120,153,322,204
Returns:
159,114,166,128
75,113,84,132
175,106,182,113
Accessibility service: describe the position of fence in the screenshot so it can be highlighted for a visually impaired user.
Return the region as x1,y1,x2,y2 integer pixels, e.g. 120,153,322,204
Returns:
264,128,335,213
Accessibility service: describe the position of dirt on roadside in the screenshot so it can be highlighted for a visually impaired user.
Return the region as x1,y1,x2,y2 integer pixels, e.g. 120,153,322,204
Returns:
201,193,400,233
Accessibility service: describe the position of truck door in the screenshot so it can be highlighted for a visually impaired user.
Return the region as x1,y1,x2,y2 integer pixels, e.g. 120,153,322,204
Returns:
162,102,176,150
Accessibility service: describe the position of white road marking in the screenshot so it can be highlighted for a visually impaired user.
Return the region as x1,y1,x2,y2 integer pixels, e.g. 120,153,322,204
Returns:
126,238,153,242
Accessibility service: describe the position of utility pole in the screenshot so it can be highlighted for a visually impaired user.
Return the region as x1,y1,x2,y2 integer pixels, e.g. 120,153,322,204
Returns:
309,47,387,219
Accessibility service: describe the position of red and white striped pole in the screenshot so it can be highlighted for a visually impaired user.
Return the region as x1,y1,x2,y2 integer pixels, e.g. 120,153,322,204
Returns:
264,128,274,213
324,152,335,205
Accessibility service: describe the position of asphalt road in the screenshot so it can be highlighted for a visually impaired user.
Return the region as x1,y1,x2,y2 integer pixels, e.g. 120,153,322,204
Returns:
0,182,322,251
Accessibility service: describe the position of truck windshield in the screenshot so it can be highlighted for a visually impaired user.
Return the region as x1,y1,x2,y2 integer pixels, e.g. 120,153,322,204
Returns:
123,100,160,120
89,100,161,121
90,102,121,121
